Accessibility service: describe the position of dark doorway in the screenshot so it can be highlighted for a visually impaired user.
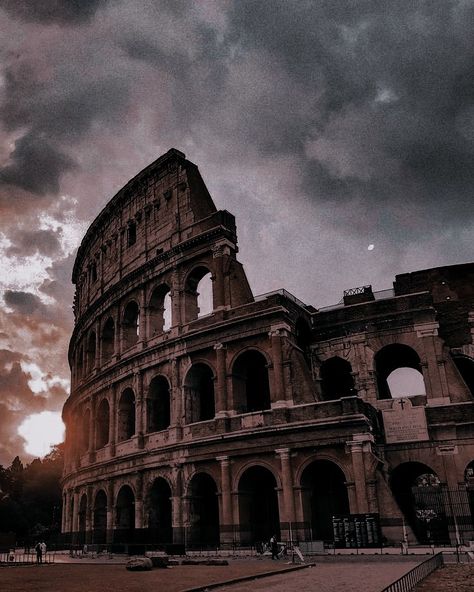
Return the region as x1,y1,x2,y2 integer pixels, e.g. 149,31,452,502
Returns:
184,364,215,423
187,473,219,547
232,350,271,413
320,357,355,400
115,485,135,544
148,478,173,544
147,376,171,432
93,490,107,544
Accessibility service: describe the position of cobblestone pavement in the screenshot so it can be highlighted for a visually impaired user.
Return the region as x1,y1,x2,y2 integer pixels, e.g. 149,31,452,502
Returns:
415,564,474,591
215,561,419,592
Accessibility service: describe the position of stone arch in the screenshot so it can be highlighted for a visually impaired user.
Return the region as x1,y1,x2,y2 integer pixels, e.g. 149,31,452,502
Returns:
294,454,353,487
78,493,87,544
320,356,356,400
147,375,171,433
115,484,135,543
374,344,425,399
300,459,350,542
147,477,173,544
122,300,140,349
452,354,474,396
101,317,115,362
390,462,449,544
96,398,110,449
231,349,271,413
93,489,107,544
86,331,96,374
148,284,172,336
186,472,219,547
117,388,135,442
184,265,214,322
184,363,215,423
237,465,280,544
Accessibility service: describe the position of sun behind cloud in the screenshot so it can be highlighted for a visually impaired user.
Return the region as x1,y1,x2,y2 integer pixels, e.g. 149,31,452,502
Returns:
18,411,65,457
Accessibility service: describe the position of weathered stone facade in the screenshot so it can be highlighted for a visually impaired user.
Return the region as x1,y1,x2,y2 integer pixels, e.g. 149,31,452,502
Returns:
62,149,474,549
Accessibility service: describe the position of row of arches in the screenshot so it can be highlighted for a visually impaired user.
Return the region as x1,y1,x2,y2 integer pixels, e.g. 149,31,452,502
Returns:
77,351,272,453
75,268,214,379
71,460,349,545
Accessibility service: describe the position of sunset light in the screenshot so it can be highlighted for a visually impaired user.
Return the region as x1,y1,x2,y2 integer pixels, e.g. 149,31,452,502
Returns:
17,411,65,458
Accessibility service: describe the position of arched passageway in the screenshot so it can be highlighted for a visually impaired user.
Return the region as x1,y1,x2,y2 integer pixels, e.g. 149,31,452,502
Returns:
375,344,425,399
115,485,135,543
81,409,90,454
147,376,171,432
101,317,115,362
390,462,449,544
78,494,87,545
238,466,280,544
453,355,474,396
147,478,173,544
184,364,215,423
184,267,213,322
300,460,349,541
232,350,271,413
122,301,140,349
149,285,172,336
86,332,96,374
187,473,219,547
320,357,355,400
93,490,107,544
118,388,135,441
96,399,110,449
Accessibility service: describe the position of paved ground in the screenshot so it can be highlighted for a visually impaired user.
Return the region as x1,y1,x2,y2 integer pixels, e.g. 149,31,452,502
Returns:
0,559,420,592
415,564,474,592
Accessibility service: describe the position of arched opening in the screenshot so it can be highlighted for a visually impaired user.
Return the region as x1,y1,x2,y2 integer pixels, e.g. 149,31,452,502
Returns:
118,388,135,442
147,376,171,433
147,478,172,544
78,494,87,545
452,355,474,396
101,317,115,362
86,332,96,374
127,221,136,247
301,460,349,542
238,466,280,544
93,490,107,544
96,398,110,449
184,364,215,423
295,318,312,366
375,344,425,399
187,473,219,547
115,485,135,543
232,350,271,413
81,409,90,454
76,344,84,380
122,301,140,349
390,462,449,544
149,285,172,336
184,267,213,322
320,357,355,400
465,461,474,530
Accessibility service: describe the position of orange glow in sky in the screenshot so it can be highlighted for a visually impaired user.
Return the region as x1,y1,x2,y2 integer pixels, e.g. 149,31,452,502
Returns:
17,411,65,458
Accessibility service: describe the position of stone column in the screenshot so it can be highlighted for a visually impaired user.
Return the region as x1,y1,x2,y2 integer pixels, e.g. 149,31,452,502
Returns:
214,343,228,417
217,456,233,543
134,371,145,448
88,398,97,463
139,285,147,346
367,480,379,514
269,327,290,407
212,246,226,310
86,486,93,544
72,489,80,535
346,434,374,514
345,481,358,515
109,386,117,456
276,448,296,540
94,323,100,371
170,357,182,439
106,482,115,545
415,322,447,401
113,311,120,360
171,465,184,544
135,472,144,530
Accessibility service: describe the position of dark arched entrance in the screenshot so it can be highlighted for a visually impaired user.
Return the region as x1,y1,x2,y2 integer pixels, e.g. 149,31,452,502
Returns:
93,490,107,544
301,460,349,541
78,494,87,545
118,389,135,441
238,466,280,544
390,462,449,544
187,473,219,547
232,350,271,413
184,364,215,423
320,357,355,400
115,485,135,544
147,376,171,432
96,398,110,449
147,478,173,545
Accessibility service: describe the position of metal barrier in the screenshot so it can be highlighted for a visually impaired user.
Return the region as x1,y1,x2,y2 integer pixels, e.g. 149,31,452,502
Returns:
380,553,443,592
0,551,55,566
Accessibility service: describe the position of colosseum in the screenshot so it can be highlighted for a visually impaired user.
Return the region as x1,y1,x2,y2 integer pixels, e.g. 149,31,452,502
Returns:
62,148,474,551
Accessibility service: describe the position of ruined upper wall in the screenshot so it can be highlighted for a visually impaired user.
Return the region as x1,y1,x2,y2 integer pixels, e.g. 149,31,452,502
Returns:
72,149,238,320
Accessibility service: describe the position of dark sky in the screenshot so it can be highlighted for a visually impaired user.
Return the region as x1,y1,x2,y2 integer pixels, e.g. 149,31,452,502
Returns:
0,0,473,464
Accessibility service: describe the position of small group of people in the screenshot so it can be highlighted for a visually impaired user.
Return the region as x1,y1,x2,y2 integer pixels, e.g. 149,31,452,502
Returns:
34,540,47,564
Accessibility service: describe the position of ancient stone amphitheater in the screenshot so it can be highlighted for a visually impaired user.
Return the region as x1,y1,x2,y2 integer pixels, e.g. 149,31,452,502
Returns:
62,149,474,551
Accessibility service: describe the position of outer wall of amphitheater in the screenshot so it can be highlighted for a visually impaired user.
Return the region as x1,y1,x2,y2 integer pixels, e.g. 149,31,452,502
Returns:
62,149,474,550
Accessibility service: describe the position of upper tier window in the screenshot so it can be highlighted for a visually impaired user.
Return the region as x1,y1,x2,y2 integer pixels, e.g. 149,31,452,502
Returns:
127,221,137,247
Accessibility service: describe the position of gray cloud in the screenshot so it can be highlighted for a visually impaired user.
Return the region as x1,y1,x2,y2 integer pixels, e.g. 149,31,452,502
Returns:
6,228,63,258
4,291,46,315
0,0,110,25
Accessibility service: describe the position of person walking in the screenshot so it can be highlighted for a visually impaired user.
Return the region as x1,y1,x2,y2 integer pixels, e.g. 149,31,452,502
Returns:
40,541,47,563
34,541,42,564
270,535,279,560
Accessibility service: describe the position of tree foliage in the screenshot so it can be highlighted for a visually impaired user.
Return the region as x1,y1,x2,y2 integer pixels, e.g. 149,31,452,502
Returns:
0,445,63,542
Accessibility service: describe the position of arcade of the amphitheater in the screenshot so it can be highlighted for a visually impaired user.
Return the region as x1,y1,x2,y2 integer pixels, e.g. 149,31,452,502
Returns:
62,149,474,549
